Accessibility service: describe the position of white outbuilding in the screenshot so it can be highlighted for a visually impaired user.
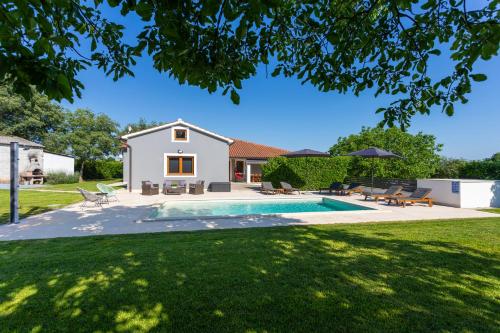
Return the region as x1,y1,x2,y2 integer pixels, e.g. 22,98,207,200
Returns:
0,136,74,184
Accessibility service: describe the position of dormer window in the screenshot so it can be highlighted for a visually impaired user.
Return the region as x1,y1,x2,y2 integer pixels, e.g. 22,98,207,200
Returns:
172,126,189,142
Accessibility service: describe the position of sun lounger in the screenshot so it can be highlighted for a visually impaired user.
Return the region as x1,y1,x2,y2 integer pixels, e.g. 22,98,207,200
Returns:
343,183,363,195
319,182,343,195
280,182,300,194
261,182,280,194
389,188,433,207
363,185,403,202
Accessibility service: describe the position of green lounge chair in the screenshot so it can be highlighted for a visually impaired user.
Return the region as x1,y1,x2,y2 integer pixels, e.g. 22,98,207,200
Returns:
97,183,119,202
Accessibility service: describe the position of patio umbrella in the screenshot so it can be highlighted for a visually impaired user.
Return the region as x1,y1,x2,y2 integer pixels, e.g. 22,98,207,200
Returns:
347,147,402,194
282,149,330,158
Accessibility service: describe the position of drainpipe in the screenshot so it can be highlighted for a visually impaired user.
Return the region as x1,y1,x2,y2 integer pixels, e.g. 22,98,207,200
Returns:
123,142,132,192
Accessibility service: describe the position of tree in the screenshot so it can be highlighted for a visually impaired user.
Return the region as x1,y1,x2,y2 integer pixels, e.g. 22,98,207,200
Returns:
490,152,500,162
0,84,67,144
1,1,498,128
330,127,442,179
433,157,468,178
119,117,165,136
61,109,120,180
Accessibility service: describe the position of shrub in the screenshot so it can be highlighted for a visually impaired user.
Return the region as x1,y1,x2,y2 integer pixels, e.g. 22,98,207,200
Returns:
262,156,350,190
46,172,80,184
433,158,468,178
459,160,500,180
76,160,123,180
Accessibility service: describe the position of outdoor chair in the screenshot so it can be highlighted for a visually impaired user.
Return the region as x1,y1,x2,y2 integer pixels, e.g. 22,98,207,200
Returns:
189,180,205,195
363,185,403,202
78,188,105,209
163,180,186,195
319,182,343,195
388,188,433,207
280,182,300,194
96,183,119,202
142,181,159,195
261,182,280,194
343,183,363,196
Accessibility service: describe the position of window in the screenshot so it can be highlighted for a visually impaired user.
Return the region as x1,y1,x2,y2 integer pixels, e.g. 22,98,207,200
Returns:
165,155,195,176
172,127,189,141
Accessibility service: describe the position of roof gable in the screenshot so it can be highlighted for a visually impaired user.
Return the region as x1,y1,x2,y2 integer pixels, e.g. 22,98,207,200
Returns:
0,136,44,148
229,139,289,159
121,119,233,144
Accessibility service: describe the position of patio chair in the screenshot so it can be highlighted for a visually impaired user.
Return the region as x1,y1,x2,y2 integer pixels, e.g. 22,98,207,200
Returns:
189,180,205,195
78,188,105,209
280,182,300,194
388,188,433,207
261,182,280,194
363,185,403,203
319,182,343,195
163,180,186,195
142,181,159,195
343,183,363,196
96,183,119,202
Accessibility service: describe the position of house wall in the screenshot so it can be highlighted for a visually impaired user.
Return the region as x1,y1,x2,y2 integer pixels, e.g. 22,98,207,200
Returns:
126,126,229,190
43,152,74,175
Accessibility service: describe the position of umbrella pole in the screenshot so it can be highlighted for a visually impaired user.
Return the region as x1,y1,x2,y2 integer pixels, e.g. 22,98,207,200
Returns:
371,158,374,194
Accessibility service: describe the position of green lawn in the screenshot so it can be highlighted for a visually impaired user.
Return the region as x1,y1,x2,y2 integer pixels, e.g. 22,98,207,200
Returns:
0,190,82,223
480,208,500,214
44,178,122,191
0,179,122,223
1,218,498,332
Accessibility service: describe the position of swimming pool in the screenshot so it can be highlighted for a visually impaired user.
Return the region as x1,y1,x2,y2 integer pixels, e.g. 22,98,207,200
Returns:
150,198,373,220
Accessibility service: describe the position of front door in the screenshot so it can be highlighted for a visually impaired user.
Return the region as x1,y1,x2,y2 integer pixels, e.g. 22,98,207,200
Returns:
234,160,245,182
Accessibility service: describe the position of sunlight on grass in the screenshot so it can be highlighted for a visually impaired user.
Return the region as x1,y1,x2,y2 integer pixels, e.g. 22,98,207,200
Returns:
0,285,38,316
0,190,82,223
0,218,498,332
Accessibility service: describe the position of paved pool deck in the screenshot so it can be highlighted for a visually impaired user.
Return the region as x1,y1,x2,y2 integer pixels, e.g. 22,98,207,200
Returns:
0,184,497,241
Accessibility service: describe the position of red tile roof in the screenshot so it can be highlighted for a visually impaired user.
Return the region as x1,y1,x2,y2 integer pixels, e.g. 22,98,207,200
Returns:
229,139,289,159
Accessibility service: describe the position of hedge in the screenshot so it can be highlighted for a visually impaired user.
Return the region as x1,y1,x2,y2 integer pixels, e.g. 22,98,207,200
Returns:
76,160,123,180
459,160,500,180
262,156,350,190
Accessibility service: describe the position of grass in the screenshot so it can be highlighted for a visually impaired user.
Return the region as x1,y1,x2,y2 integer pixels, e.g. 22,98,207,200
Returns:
480,208,500,214
0,218,499,332
44,178,121,191
0,190,82,223
0,179,122,223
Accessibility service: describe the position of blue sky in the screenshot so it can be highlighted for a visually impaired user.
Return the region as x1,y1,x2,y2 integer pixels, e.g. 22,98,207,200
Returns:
62,6,500,160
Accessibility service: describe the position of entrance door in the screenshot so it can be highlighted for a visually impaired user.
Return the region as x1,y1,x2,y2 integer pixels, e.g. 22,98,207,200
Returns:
234,160,245,182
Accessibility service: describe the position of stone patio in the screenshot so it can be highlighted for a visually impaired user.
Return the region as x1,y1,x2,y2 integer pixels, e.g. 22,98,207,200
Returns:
0,183,496,241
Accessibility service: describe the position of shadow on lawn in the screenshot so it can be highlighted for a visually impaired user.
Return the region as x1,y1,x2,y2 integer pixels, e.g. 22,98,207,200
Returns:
0,222,499,332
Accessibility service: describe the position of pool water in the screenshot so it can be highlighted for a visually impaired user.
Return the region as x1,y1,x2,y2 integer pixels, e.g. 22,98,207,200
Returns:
151,198,373,219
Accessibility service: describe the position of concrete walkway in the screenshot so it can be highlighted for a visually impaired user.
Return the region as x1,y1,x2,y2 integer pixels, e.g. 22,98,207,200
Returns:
0,184,496,241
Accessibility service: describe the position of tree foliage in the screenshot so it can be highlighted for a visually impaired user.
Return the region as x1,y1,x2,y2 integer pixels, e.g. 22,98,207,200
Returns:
0,84,66,144
433,157,469,178
119,117,165,136
330,127,442,179
1,0,498,128
56,109,120,177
